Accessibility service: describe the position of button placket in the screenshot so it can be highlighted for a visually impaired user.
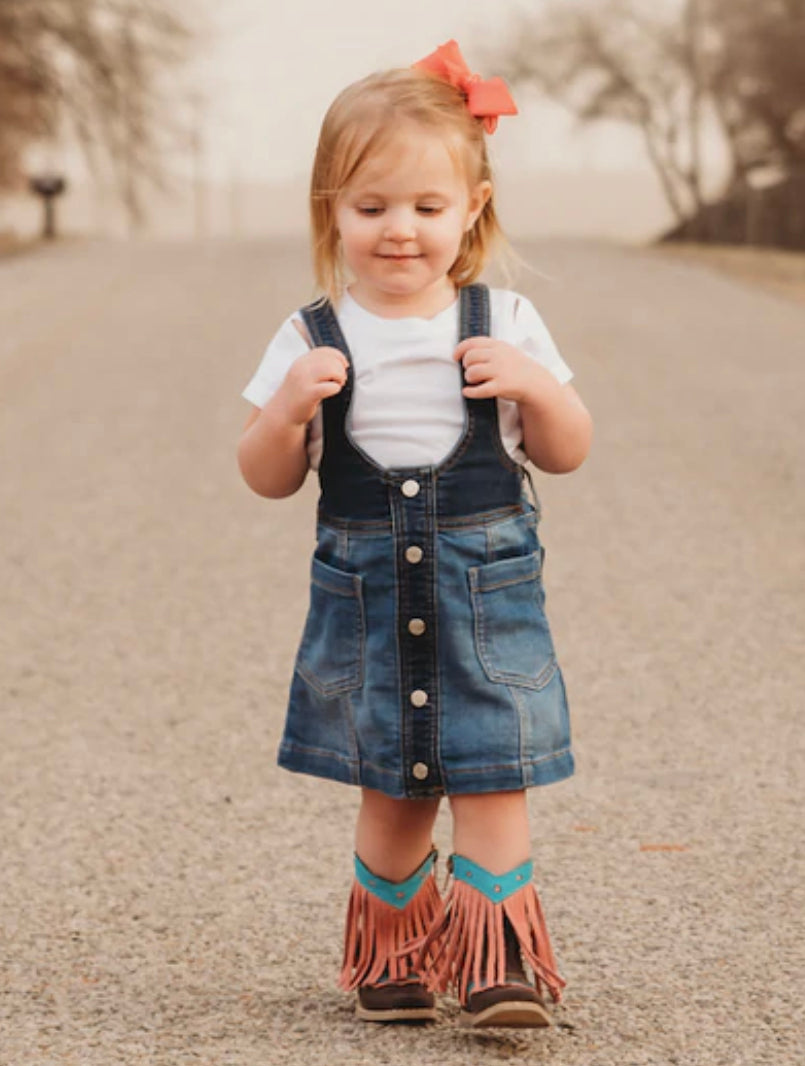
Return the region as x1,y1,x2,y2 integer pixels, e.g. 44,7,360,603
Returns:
394,473,439,795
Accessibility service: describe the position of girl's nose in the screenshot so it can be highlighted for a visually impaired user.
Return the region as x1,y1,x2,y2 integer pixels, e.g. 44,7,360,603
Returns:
383,208,416,241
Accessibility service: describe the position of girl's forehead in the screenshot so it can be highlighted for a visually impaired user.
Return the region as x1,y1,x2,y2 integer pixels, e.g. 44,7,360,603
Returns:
349,129,467,192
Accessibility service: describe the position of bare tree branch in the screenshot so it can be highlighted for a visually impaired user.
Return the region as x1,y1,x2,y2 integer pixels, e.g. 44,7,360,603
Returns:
0,0,195,224
485,0,805,231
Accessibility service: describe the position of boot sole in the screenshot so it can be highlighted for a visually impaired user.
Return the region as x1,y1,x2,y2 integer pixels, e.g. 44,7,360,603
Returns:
356,1004,437,1024
460,999,552,1029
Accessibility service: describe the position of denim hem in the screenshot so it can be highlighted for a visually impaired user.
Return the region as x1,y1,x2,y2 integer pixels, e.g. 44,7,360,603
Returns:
443,749,575,793
277,743,361,787
278,744,574,797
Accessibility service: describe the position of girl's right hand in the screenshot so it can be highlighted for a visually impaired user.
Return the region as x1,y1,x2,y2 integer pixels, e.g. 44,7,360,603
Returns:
275,347,348,426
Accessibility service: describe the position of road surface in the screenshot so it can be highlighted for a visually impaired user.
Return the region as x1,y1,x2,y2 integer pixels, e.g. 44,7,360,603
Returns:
1,236,803,1065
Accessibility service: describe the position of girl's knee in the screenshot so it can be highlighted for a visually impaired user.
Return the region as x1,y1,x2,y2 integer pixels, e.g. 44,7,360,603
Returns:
359,787,440,831
450,789,528,824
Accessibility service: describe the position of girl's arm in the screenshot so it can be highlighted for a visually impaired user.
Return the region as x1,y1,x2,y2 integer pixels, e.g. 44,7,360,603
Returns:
455,337,592,474
517,376,592,474
237,346,348,498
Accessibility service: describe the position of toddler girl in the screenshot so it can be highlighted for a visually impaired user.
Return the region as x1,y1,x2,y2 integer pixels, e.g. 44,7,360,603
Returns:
238,40,592,1029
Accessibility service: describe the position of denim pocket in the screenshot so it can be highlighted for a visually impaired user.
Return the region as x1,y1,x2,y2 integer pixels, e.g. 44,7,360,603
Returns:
296,556,365,697
469,551,557,690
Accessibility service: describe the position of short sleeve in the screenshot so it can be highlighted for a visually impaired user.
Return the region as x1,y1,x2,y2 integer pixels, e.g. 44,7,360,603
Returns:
490,290,573,385
241,313,310,408
241,312,324,469
490,289,573,465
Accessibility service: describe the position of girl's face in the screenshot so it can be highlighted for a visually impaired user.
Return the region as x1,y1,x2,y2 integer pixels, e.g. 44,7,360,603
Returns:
334,123,491,318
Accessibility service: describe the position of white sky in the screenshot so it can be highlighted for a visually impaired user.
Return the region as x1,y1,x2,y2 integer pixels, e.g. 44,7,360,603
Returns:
186,0,649,185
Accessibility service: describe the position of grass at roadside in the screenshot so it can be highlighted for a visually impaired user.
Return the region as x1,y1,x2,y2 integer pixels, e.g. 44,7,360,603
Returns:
651,242,805,307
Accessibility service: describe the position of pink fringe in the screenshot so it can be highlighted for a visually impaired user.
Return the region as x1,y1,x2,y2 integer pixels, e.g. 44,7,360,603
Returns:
415,878,566,1005
339,871,443,991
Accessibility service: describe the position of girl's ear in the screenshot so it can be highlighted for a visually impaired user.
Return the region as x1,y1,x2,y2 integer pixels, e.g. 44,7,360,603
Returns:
465,180,493,230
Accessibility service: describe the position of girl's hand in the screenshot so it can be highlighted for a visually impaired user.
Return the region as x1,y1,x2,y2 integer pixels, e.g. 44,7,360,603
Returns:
454,336,558,409
275,347,349,426
455,335,592,472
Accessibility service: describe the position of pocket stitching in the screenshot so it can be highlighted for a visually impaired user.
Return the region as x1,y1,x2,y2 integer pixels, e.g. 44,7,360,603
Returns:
470,556,557,691
297,565,365,698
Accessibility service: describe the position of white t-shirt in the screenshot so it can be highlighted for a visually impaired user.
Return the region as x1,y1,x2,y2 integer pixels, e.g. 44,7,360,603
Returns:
242,288,572,469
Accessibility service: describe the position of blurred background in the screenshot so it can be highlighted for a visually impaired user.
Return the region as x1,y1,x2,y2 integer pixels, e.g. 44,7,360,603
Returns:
1,0,803,251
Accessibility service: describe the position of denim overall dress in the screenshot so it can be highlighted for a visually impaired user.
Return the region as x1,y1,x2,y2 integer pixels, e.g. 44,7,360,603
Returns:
277,284,574,799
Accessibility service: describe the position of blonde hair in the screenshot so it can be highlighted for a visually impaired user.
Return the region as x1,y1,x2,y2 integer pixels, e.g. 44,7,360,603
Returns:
310,68,508,302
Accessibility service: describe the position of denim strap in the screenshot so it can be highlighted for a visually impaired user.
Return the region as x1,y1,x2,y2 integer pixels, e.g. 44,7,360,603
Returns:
450,854,533,902
355,850,437,910
299,299,355,408
299,298,350,353
459,283,490,342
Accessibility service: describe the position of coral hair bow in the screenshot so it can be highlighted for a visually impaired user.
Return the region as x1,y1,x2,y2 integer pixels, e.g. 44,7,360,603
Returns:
413,39,518,134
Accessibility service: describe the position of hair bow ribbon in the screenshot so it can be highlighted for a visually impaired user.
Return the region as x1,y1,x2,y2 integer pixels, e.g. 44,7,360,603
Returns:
413,39,518,134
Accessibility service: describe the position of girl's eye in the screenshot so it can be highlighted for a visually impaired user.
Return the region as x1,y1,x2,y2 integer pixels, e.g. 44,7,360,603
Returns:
357,206,383,216
418,206,443,215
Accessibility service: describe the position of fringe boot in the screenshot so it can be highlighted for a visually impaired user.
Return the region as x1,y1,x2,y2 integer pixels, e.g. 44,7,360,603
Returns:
340,848,442,1022
416,853,566,1028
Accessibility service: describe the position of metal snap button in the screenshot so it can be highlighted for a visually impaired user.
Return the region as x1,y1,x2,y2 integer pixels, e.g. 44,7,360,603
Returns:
405,545,423,564
401,479,420,498
410,690,428,708
412,762,429,780
408,618,426,636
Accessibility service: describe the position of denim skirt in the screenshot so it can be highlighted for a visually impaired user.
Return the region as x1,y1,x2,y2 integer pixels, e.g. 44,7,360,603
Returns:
277,501,574,799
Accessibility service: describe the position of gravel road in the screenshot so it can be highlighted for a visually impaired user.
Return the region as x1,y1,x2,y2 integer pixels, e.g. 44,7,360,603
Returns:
1,236,803,1065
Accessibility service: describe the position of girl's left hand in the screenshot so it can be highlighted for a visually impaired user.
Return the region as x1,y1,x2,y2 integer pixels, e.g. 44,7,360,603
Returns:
454,336,557,408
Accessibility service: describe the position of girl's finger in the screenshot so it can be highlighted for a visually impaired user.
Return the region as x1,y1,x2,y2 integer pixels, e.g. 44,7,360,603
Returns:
316,380,344,399
316,362,347,385
454,336,491,360
462,381,498,399
322,348,349,369
458,347,494,366
463,363,492,384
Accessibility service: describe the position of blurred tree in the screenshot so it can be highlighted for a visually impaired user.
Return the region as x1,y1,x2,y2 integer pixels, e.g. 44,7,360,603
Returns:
704,0,805,183
0,0,193,229
489,0,805,230
0,4,52,188
488,0,711,226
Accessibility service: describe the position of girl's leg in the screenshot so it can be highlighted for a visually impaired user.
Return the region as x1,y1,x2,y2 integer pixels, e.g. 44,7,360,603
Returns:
418,789,564,1028
355,787,440,881
450,790,530,873
341,789,442,1023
